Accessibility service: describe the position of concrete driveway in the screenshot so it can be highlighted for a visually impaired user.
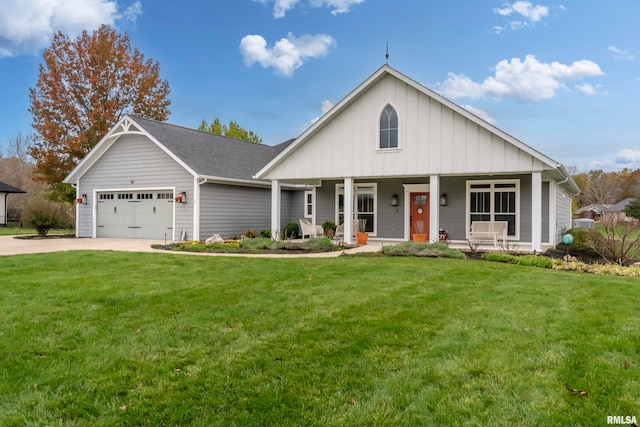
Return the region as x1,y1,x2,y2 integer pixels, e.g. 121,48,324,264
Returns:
0,235,382,257
0,235,164,256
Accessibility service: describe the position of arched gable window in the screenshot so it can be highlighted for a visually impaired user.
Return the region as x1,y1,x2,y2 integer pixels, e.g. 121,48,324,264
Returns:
379,104,398,149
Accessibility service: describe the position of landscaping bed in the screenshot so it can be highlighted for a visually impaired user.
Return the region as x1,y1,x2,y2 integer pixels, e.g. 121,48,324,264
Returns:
152,236,346,254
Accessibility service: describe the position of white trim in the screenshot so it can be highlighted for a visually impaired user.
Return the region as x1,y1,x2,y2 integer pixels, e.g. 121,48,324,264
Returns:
531,171,542,252
429,175,440,243
465,179,521,241
335,182,378,236
377,102,400,151
548,180,557,246
402,183,429,241
343,178,354,244
271,180,281,240
92,186,176,240
193,176,200,242
304,190,313,220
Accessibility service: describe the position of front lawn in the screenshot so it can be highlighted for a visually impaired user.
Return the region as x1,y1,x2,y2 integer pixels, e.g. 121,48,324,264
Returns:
1,252,638,426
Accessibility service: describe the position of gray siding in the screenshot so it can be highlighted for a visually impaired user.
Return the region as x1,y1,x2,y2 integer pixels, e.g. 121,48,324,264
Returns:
315,174,543,242
556,184,572,239
282,189,305,229
200,183,270,238
78,134,194,239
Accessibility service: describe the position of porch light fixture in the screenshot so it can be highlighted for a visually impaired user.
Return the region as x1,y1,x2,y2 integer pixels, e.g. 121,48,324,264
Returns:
390,194,399,206
439,194,448,206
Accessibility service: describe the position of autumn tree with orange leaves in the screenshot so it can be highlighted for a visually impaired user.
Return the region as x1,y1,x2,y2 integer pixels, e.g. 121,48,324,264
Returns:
29,24,170,202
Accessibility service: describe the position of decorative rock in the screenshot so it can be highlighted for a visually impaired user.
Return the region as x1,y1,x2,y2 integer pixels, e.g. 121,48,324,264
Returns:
633,262,640,268
205,234,224,244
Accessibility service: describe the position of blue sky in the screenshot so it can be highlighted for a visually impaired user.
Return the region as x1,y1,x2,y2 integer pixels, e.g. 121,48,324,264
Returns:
0,0,638,172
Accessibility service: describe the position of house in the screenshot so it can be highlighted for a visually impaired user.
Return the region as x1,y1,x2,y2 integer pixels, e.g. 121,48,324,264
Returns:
64,116,305,240
575,203,607,219
255,64,580,252
0,181,26,225
603,198,637,222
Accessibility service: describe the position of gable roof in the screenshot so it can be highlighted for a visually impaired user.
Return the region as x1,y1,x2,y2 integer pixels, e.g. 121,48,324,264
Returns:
604,198,636,212
65,115,294,184
255,64,579,195
0,181,25,194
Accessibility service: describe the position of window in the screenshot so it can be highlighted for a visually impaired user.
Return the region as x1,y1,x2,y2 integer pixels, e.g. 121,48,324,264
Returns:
467,180,519,238
157,193,174,200
304,191,313,219
137,193,153,200
379,104,398,149
336,184,377,234
117,193,133,200
99,193,114,200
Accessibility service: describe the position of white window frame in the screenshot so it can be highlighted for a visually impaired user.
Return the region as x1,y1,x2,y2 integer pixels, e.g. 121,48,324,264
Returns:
303,190,313,219
377,103,400,152
335,183,377,236
466,179,520,240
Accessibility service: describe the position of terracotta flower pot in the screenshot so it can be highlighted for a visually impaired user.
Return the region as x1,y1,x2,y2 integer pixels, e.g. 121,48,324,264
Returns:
356,232,369,245
412,234,427,242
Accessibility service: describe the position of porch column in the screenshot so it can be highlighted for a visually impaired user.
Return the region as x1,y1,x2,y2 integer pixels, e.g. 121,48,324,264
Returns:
271,180,281,240
344,177,354,245
429,175,440,242
531,171,542,253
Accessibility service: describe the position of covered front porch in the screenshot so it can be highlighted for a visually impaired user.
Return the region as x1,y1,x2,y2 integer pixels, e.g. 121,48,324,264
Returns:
270,171,554,253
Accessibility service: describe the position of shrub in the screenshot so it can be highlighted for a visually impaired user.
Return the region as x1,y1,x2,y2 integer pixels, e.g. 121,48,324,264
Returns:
514,255,553,269
283,222,300,239
304,237,335,252
244,227,259,238
22,198,71,236
565,228,596,254
482,253,517,263
382,242,466,259
240,237,283,251
261,229,271,239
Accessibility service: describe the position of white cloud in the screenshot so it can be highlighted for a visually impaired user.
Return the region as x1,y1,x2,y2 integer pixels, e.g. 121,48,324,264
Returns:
575,82,607,96
494,1,549,21
0,0,142,57
436,55,604,102
615,149,640,167
239,33,336,76
608,45,635,61
493,1,549,32
460,105,496,125
321,99,335,114
122,1,142,24
253,0,363,18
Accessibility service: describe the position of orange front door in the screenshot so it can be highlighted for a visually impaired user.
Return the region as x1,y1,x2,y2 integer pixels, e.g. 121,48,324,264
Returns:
410,192,429,240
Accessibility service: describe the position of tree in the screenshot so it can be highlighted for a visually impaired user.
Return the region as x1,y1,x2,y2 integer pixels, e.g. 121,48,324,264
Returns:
198,117,262,143
625,198,640,220
29,25,171,201
573,169,623,208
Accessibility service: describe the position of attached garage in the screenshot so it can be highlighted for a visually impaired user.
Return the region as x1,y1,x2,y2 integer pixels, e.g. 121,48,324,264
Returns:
96,190,174,239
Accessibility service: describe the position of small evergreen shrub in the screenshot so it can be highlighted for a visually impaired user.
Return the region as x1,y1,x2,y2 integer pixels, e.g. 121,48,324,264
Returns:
382,242,466,259
261,229,271,238
482,253,517,263
565,228,597,254
283,222,300,239
304,237,335,252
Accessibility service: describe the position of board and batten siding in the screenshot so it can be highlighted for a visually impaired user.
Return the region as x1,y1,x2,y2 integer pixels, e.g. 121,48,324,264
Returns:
76,134,194,239
263,74,547,181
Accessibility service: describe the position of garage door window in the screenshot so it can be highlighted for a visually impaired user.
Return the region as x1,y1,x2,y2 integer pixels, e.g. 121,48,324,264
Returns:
99,194,114,200
137,193,153,200
118,193,133,200
157,193,173,199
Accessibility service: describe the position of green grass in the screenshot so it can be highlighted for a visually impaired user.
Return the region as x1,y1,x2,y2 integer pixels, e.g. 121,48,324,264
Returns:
1,252,639,426
0,226,74,236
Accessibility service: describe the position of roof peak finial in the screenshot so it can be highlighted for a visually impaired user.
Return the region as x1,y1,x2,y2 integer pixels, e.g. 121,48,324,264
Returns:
385,42,389,65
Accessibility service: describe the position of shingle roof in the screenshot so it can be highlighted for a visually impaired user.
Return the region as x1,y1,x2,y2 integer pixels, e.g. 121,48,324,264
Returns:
131,116,294,181
0,181,25,193
604,198,637,212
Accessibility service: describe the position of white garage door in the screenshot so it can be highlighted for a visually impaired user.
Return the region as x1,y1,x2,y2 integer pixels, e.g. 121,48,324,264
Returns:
97,191,174,239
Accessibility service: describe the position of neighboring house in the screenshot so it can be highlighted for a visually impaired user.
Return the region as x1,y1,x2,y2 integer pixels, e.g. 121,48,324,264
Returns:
575,204,608,219
603,198,637,222
255,64,580,252
0,181,26,225
64,116,304,240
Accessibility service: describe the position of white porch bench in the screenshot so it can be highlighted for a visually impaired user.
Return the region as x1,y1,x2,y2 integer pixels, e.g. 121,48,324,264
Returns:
469,221,508,248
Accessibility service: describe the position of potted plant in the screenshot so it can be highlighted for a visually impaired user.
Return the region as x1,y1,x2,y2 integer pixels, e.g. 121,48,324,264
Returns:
413,220,427,242
322,220,337,238
438,228,448,243
356,218,368,245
